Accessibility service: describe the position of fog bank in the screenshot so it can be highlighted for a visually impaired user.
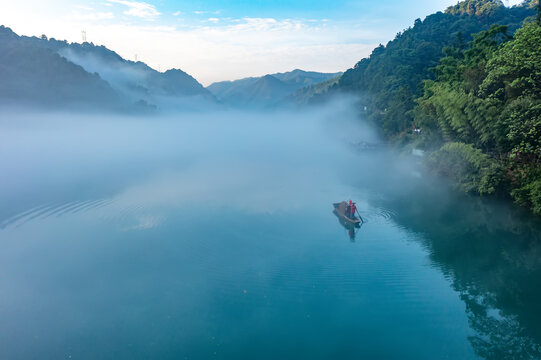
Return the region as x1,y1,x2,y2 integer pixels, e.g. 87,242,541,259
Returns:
0,98,427,227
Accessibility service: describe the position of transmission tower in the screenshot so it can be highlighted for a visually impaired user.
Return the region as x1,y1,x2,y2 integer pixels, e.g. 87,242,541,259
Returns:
81,30,87,42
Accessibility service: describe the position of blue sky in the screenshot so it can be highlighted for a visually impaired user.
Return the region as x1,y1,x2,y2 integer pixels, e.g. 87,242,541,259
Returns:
154,0,454,20
0,0,525,85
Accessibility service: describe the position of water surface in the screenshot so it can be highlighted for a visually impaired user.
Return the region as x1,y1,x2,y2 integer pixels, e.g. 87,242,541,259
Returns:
0,108,540,359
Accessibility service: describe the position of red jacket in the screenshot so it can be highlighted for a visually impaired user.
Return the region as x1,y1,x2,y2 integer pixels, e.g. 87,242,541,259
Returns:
350,204,356,214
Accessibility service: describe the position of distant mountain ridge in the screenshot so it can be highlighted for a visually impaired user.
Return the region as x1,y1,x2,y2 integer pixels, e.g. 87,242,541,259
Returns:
0,26,125,111
207,69,342,107
289,75,341,105
0,26,214,111
57,43,214,104
0,25,338,111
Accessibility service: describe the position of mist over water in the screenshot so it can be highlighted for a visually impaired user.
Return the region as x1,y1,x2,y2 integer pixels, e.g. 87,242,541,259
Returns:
0,103,540,359
0,100,381,218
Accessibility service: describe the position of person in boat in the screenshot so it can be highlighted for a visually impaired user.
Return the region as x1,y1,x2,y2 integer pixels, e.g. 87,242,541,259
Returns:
346,200,352,217
350,202,357,219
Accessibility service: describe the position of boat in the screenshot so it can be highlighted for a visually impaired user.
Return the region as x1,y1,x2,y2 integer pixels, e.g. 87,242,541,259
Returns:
333,201,362,225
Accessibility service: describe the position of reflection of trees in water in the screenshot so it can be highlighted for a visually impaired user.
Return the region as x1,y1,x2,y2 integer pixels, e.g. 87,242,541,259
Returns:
461,290,541,359
377,181,541,359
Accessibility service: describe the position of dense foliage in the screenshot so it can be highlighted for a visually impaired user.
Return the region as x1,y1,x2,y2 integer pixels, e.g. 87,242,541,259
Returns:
330,0,541,215
428,142,503,195
333,0,534,136
446,0,506,17
418,21,541,214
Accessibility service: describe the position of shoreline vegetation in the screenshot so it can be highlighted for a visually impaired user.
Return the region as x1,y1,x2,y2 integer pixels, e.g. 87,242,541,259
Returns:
323,0,541,216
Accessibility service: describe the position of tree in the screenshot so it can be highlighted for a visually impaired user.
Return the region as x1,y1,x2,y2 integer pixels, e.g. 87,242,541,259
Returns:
481,22,541,158
537,1,541,26
412,18,541,214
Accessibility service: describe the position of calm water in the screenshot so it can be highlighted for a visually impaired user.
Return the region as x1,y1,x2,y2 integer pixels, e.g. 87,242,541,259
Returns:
0,109,540,359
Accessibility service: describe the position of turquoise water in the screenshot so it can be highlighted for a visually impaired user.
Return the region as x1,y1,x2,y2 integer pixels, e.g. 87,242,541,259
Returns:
0,110,540,359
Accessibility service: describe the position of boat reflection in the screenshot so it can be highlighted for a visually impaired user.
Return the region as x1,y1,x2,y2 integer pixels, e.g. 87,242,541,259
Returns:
333,203,362,242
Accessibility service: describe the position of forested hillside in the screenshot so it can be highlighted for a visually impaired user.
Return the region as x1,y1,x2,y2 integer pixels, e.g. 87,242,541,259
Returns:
208,69,341,107
0,26,125,110
324,0,541,215
0,26,214,111
57,42,214,105
333,0,535,135
290,75,341,105
420,19,541,214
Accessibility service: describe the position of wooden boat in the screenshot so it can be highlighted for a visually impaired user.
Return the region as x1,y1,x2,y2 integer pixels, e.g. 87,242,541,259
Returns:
333,202,362,225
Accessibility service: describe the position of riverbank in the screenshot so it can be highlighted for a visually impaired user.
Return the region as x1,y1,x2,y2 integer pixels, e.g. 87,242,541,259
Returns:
399,134,541,216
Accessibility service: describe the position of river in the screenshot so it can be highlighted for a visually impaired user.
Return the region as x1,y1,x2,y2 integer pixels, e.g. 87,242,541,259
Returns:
0,107,540,359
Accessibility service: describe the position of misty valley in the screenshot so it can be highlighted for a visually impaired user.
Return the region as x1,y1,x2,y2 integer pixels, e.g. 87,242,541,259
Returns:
1,0,541,359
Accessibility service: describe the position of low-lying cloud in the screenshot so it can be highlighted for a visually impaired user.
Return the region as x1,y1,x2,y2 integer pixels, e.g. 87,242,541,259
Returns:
107,0,161,20
0,98,416,225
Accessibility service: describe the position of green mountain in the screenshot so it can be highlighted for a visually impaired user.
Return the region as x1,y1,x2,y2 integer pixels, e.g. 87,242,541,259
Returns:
208,69,342,107
0,26,214,111
240,75,293,107
289,75,341,105
272,69,342,87
0,26,125,111
57,43,215,106
329,0,534,135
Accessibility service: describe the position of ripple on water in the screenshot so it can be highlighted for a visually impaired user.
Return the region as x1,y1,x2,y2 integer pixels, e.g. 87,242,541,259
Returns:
358,206,398,225
0,196,174,237
0,198,115,230
0,203,52,229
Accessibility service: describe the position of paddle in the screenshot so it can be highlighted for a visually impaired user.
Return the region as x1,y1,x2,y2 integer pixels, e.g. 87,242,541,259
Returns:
356,209,364,223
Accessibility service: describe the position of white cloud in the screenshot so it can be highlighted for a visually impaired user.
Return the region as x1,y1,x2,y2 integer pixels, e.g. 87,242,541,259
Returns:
75,18,379,85
506,0,524,6
107,0,160,20
207,18,219,23
69,10,115,21
64,4,115,21
73,5,94,11
172,11,182,16
193,10,221,15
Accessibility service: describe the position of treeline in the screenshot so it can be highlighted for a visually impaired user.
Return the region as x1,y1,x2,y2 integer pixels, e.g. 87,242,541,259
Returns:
326,0,541,215
419,21,541,214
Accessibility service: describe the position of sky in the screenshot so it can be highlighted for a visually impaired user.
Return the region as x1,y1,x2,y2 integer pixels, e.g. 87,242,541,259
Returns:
0,0,526,85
